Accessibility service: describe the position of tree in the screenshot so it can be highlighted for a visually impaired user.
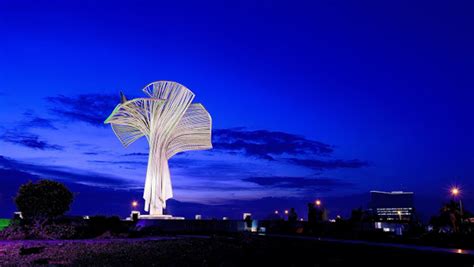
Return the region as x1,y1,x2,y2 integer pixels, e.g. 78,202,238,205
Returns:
14,180,73,219
429,200,468,233
350,208,364,223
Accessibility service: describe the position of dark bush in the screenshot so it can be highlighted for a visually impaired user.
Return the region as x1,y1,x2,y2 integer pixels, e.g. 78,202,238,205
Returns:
15,180,74,220
76,216,131,238
0,215,136,240
0,220,27,240
0,219,78,240
32,223,77,239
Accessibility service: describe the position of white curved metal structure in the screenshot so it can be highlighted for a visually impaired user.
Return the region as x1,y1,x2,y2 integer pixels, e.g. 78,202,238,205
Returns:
105,81,212,216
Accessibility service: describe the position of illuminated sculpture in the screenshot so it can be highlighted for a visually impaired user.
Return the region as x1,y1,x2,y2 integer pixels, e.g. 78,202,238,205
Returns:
105,81,212,217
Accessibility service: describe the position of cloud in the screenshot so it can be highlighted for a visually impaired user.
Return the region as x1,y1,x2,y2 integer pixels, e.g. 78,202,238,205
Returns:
0,131,63,150
123,153,148,157
0,111,60,150
20,111,57,130
212,128,333,160
243,176,351,190
88,160,147,167
211,128,368,171
0,155,136,189
26,117,58,130
173,184,256,192
288,158,369,170
80,149,114,156
169,157,261,179
46,93,118,126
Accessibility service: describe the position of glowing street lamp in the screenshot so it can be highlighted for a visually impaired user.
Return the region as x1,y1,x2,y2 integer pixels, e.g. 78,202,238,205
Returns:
315,200,321,206
451,187,460,197
274,210,279,215
132,201,138,209
450,186,464,218
284,210,289,215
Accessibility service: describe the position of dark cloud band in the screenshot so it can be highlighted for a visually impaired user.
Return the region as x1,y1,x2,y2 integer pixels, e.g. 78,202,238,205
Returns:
0,131,63,150
212,128,333,160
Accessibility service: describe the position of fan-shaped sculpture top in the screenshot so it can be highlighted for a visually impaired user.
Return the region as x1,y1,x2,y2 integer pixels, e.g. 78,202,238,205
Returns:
105,81,212,215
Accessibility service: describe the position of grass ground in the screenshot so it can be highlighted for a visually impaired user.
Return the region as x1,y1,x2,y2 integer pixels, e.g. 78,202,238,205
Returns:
0,235,473,266
0,219,10,231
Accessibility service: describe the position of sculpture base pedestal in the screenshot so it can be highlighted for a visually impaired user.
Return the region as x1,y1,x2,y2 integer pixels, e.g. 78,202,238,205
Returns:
138,214,185,220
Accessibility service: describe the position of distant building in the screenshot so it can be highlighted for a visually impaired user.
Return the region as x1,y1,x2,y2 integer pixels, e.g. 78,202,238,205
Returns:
243,213,252,220
369,191,414,221
368,191,414,235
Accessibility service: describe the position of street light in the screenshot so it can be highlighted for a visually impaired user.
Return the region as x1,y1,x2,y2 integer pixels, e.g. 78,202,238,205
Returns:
132,201,138,209
451,187,460,197
450,186,463,218
284,210,289,215
315,200,321,206
274,210,279,215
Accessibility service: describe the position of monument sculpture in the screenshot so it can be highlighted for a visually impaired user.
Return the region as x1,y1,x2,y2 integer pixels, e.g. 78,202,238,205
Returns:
105,81,212,218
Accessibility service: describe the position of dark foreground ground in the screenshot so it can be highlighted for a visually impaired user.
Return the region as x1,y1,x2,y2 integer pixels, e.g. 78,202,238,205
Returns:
0,235,473,266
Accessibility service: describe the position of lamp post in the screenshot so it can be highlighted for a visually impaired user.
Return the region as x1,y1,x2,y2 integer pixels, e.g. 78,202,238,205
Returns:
450,187,463,220
130,201,140,221
315,200,321,207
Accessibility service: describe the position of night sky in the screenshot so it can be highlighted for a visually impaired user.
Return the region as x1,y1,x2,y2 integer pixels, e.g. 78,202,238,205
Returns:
0,0,473,220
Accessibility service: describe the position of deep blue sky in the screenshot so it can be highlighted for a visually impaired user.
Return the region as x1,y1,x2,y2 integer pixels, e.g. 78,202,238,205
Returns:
0,0,473,220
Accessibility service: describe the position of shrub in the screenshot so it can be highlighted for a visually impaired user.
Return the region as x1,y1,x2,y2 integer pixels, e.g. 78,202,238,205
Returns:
15,180,74,220
0,221,27,240
80,216,129,238
0,220,78,240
